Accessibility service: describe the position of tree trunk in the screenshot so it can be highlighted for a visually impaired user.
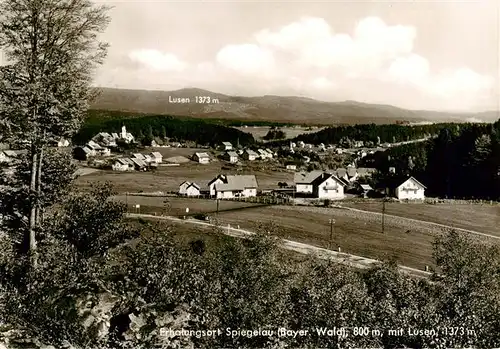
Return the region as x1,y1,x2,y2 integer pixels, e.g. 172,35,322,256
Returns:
35,145,44,225
29,148,38,267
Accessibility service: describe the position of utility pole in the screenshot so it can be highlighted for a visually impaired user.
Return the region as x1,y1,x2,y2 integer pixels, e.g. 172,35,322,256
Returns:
329,218,335,249
382,188,388,234
216,199,220,215
126,192,128,212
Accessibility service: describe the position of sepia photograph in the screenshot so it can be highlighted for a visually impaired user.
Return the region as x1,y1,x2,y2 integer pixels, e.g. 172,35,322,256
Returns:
0,0,499,348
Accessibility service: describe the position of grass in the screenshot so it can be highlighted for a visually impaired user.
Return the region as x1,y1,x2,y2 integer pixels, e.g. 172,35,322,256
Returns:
115,196,263,216
212,206,438,270
341,201,500,237
76,159,294,193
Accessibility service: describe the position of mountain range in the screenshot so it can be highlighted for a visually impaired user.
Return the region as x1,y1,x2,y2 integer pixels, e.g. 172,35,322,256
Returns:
90,87,499,125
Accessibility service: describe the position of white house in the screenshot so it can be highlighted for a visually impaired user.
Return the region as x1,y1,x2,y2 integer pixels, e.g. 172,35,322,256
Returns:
265,148,276,157
221,142,233,151
112,158,130,171
312,173,346,199
242,149,258,161
122,158,135,170
57,138,70,147
393,177,426,200
150,152,163,164
131,158,147,171
346,167,358,182
100,147,111,157
143,154,153,163
73,146,95,160
87,140,103,151
223,151,238,163
294,171,324,194
133,153,146,161
286,164,297,170
257,149,268,159
193,152,210,164
179,181,191,195
208,174,258,199
185,183,201,197
0,151,8,163
333,168,348,182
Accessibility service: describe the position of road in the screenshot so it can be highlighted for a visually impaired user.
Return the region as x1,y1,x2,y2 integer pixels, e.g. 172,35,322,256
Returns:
126,212,432,279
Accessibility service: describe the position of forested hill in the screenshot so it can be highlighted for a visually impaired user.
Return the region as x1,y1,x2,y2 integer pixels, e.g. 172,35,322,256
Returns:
293,122,468,145
360,120,500,200
73,110,255,146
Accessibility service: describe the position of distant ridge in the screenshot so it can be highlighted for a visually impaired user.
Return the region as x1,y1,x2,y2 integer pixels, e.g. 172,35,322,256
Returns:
90,87,499,125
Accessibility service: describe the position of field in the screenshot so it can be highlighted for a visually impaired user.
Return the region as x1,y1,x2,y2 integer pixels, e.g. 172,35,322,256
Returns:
76,156,294,193
341,201,500,237
233,126,324,140
118,197,500,270
115,195,263,216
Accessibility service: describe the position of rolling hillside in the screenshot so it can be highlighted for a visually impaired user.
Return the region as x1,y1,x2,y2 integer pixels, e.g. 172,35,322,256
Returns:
90,87,499,125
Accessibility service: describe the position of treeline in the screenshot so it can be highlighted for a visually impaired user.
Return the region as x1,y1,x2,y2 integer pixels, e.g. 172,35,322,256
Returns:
74,110,255,146
294,122,463,145
361,120,500,199
263,127,286,140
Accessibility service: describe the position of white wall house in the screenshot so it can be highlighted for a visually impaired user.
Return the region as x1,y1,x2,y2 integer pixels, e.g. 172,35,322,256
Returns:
394,177,426,200
179,181,191,195
131,158,147,171
346,167,358,182
193,152,210,164
242,150,258,161
312,173,346,199
57,138,70,147
133,153,146,161
294,171,323,194
221,142,233,151
150,152,163,164
257,149,272,159
209,174,258,199
185,183,201,197
223,151,238,163
112,158,129,171
208,175,225,197
100,148,111,157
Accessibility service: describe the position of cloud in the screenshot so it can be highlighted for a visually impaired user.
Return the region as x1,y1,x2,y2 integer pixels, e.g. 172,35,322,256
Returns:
128,49,187,72
388,54,430,86
255,16,416,76
216,44,275,75
309,77,337,90
107,16,495,111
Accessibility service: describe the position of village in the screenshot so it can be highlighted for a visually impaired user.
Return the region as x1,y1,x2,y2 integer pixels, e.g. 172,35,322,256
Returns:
40,125,429,204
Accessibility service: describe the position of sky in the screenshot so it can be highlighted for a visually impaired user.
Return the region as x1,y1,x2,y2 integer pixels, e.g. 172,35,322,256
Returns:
95,1,498,111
